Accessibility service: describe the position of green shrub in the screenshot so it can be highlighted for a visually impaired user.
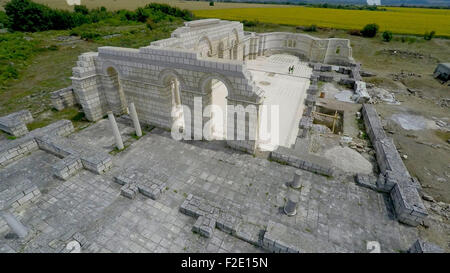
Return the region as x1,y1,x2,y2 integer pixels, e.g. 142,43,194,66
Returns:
382,30,393,42
209,1,214,6
135,7,149,23
2,64,19,80
424,31,435,41
5,0,54,31
74,5,89,15
361,23,379,38
144,3,193,21
146,18,157,30
0,11,9,28
80,32,101,41
4,0,190,32
304,24,317,32
242,19,259,27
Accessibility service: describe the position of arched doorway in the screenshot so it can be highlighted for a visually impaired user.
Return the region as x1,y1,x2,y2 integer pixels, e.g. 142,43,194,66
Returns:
162,75,185,132
197,37,212,58
105,66,127,114
230,29,239,60
202,77,229,140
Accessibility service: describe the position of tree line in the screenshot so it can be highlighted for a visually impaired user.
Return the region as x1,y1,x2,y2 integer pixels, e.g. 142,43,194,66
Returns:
1,0,194,32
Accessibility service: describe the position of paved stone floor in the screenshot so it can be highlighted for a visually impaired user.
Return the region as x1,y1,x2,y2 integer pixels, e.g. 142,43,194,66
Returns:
247,54,311,149
0,119,420,253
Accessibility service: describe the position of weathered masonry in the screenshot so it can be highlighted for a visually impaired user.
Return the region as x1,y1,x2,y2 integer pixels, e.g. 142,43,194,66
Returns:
71,19,354,153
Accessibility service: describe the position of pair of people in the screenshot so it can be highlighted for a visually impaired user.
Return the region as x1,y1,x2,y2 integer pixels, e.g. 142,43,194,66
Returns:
288,65,295,74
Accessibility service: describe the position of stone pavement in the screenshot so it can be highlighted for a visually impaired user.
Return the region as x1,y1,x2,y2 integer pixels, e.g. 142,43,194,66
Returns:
247,54,311,149
0,119,420,253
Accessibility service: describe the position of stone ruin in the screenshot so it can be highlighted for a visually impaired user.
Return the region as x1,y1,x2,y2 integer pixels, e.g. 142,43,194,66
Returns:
0,110,33,137
56,18,354,154
0,19,441,253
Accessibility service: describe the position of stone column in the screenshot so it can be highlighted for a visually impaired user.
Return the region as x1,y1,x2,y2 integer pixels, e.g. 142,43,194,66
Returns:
290,170,303,189
128,102,142,137
1,211,28,238
108,111,124,150
284,193,299,216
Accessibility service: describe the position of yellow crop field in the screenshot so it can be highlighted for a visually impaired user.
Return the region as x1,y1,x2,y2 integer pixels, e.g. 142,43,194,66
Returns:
2,0,448,36
194,6,450,36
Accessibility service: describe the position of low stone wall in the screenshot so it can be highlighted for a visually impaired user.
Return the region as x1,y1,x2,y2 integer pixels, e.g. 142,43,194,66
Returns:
0,178,40,210
262,220,334,253
37,134,112,179
0,119,112,180
51,86,77,111
0,138,39,167
53,155,83,180
361,104,387,144
309,62,371,105
8,185,41,209
262,221,300,253
114,169,167,200
0,110,33,137
354,81,370,103
180,194,241,236
35,135,73,158
408,239,444,253
361,104,427,226
270,147,334,177
297,73,319,139
390,181,428,227
298,116,313,138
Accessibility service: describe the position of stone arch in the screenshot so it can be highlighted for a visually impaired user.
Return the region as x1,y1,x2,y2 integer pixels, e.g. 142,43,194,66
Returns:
231,29,240,60
158,69,187,91
199,73,233,141
231,28,240,44
101,61,124,78
102,64,127,114
158,69,185,132
199,73,234,97
196,35,213,58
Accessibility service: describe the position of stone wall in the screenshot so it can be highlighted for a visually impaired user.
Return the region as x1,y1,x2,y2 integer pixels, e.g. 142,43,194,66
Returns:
152,19,245,61
0,178,40,210
0,119,112,181
0,138,38,167
297,73,319,138
51,86,78,111
71,19,355,154
262,220,334,253
408,239,444,253
252,32,354,65
270,146,334,177
72,45,263,153
0,110,33,137
361,104,427,226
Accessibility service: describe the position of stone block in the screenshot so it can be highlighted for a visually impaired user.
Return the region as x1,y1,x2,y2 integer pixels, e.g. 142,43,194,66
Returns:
192,216,216,238
408,239,444,253
120,183,138,199
0,110,33,137
390,181,428,227
355,174,378,191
